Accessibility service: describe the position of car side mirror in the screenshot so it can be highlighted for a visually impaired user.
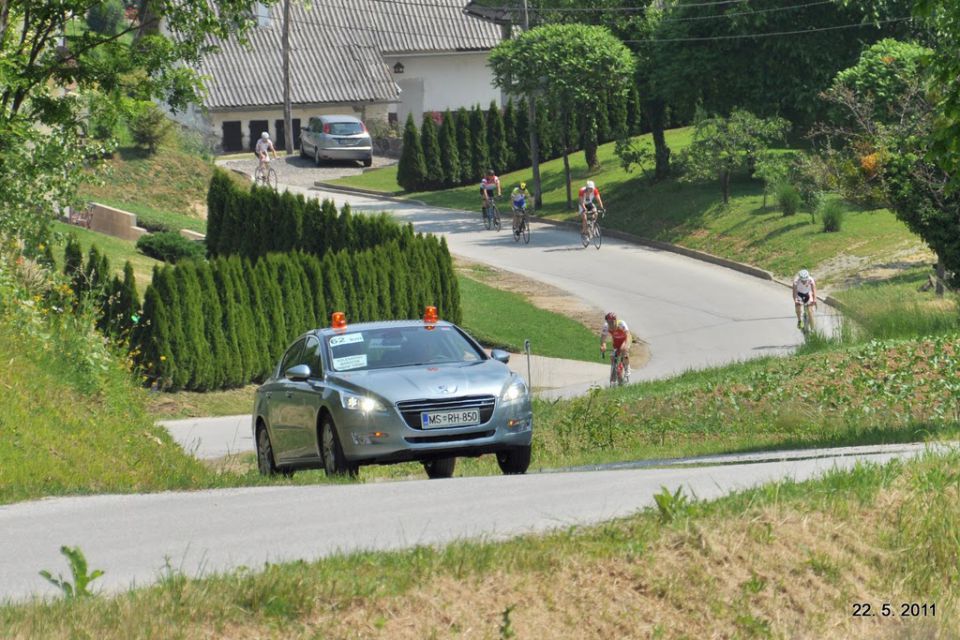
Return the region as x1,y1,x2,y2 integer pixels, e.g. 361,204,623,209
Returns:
285,364,311,381
490,349,510,364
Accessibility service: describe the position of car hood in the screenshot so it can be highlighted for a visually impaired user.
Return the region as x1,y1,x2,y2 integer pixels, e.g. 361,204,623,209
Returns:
328,360,513,402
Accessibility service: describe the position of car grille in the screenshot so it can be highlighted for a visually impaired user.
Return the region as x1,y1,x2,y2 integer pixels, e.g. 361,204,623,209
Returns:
405,430,496,444
396,395,497,430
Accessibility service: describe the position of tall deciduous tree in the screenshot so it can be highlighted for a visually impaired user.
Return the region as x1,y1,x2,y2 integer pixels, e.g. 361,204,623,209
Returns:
489,23,635,207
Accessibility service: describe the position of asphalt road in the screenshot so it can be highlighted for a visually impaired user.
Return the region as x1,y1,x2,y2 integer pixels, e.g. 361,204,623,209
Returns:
0,443,936,603
306,187,842,386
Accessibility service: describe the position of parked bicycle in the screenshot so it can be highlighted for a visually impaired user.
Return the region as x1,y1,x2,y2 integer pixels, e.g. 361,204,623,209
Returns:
254,161,278,190
581,207,603,249
512,204,530,244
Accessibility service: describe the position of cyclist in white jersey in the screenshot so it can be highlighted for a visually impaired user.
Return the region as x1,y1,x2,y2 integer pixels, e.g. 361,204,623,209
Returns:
255,131,277,175
792,269,817,330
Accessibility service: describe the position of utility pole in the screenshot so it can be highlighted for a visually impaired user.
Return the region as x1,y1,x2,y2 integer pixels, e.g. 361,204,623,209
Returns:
282,0,294,156
522,0,542,208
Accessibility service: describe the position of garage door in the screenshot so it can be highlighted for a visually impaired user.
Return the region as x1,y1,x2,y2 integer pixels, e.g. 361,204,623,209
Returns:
221,121,242,152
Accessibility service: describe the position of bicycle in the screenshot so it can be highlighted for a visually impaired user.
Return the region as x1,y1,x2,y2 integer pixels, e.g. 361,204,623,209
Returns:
797,299,816,336
482,196,502,231
254,160,278,190
581,206,603,249
512,205,530,244
603,346,629,387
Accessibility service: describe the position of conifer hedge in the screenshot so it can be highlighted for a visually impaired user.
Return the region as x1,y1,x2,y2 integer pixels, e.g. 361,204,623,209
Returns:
134,233,461,391
206,170,403,260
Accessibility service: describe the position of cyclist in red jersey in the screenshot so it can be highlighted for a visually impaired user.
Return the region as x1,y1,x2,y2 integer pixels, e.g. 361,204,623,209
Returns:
579,180,605,236
599,311,632,381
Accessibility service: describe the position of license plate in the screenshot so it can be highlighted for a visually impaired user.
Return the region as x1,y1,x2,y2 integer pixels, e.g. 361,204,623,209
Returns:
421,409,481,429
337,138,359,146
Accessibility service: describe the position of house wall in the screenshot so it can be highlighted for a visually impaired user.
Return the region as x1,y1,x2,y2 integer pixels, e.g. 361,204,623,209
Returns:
386,51,501,124
179,103,393,153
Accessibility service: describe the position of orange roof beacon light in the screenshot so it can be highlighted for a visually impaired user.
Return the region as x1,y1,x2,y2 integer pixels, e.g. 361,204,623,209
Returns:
423,306,439,324
331,311,347,330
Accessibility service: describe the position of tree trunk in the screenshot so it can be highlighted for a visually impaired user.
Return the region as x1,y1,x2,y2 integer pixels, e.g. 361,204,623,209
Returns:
721,170,730,204
529,98,542,209
936,256,946,297
562,111,572,209
644,98,671,180
582,113,599,170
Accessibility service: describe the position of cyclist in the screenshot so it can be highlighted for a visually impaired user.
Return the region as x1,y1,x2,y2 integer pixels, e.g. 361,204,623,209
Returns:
579,180,605,237
480,169,501,221
255,131,277,177
510,181,531,236
793,268,817,330
599,311,631,382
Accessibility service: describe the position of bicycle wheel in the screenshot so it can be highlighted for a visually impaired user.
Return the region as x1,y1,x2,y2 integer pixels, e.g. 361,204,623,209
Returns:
492,204,501,232
581,223,591,247
521,216,530,244
254,166,264,186
483,207,491,230
512,215,521,242
592,222,602,249
267,168,278,190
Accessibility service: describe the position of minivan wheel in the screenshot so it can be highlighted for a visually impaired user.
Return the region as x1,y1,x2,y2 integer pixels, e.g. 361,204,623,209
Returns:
320,416,358,477
256,427,278,476
496,445,531,475
423,457,456,479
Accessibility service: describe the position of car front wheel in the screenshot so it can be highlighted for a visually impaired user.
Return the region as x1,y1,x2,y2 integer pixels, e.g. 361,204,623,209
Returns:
423,457,456,479
320,415,358,477
256,427,278,476
496,445,531,475
362,156,372,168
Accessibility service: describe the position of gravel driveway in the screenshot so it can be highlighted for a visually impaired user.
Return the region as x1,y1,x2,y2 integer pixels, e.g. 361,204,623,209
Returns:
217,154,396,189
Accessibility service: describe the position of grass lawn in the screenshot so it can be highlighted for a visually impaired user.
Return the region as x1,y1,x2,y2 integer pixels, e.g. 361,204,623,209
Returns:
336,127,928,285
3,451,956,639
51,221,162,290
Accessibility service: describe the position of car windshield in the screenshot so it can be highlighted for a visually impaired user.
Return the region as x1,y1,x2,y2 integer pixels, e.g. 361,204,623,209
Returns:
327,326,484,372
327,122,364,135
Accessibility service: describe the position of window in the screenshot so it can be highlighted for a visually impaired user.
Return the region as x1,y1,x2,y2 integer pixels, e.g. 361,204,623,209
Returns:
278,339,304,377
300,337,323,378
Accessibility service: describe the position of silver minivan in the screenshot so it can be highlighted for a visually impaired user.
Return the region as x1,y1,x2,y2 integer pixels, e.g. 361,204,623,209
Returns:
300,115,373,167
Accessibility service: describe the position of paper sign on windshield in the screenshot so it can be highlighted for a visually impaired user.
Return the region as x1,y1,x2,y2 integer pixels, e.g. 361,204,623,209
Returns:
330,333,364,348
332,355,367,371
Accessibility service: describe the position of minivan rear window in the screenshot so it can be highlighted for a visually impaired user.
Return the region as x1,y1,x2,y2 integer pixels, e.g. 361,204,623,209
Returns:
327,122,364,135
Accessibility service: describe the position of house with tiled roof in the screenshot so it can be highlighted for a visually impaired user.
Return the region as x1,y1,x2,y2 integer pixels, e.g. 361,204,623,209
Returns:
188,0,505,153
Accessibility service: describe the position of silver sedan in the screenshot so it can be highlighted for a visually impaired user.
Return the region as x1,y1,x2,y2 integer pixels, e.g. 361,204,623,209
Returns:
253,315,533,479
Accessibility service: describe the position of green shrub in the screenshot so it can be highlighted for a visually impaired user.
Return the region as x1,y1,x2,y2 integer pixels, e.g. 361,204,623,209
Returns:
127,103,171,153
819,199,845,232
397,113,427,192
776,182,801,216
136,232,205,263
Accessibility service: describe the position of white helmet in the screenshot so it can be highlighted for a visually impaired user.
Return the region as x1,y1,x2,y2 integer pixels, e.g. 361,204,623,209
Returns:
798,269,810,281
586,180,595,189
261,131,270,140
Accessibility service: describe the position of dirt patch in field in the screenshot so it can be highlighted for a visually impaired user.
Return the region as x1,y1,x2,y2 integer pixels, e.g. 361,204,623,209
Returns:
815,245,935,290
455,257,650,368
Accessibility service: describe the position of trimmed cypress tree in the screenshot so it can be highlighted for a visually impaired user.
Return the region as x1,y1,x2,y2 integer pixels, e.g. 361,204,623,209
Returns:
63,236,83,297
536,100,557,160
298,254,328,329
397,113,427,192
242,257,273,379
486,100,509,174
276,254,308,340
224,256,259,381
150,265,190,390
420,113,444,190
514,98,531,169
320,253,347,323
195,261,229,389
438,109,461,188
175,261,215,391
469,104,489,179
455,107,474,185
108,261,139,339
607,89,629,141
137,283,175,389
255,258,288,366
205,169,231,256
502,99,518,170
211,258,244,385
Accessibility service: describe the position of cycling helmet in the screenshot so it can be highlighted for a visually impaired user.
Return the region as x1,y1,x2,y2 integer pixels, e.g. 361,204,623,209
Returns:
605,311,617,323
586,180,595,189
261,131,270,140
519,182,527,190
486,169,495,176
798,269,810,281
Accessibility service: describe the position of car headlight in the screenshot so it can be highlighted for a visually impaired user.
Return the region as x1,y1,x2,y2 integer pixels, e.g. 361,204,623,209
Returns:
341,393,384,413
501,379,528,403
